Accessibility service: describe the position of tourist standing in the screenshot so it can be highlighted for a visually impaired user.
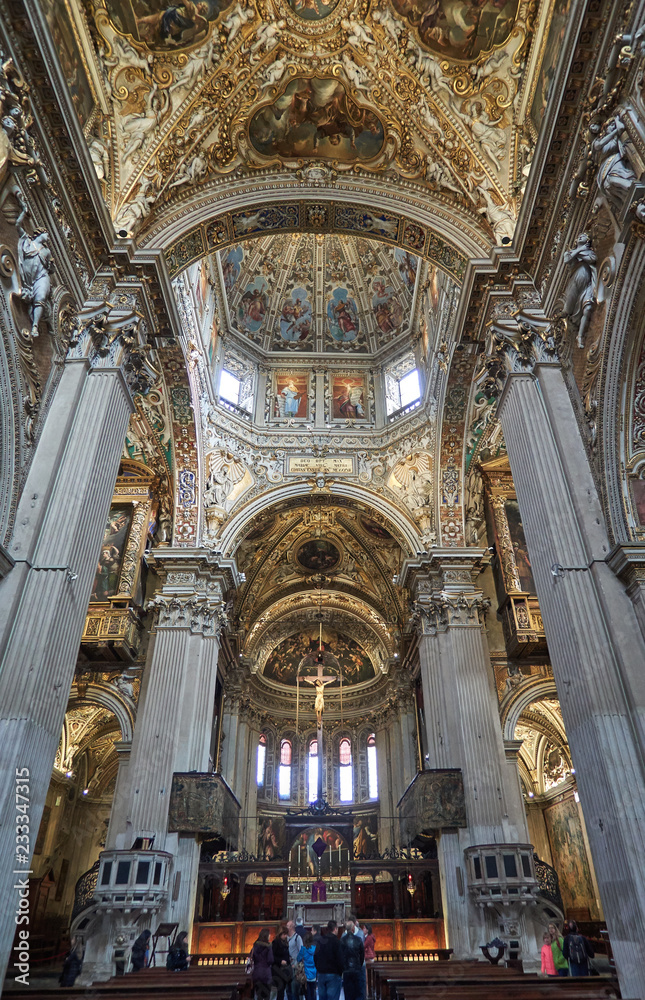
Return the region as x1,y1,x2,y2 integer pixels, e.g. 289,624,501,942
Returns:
363,925,376,963
298,932,318,1000
314,920,343,1000
59,938,84,987
340,920,365,1000
548,922,568,976
541,933,558,976
250,928,274,1000
272,927,294,1000
562,920,594,976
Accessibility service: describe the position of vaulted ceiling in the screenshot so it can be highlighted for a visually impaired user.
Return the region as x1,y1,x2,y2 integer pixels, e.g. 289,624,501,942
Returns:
58,0,551,252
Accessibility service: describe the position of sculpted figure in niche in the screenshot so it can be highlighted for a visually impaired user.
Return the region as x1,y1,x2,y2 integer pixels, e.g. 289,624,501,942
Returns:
562,233,597,349
591,115,638,215
15,196,53,338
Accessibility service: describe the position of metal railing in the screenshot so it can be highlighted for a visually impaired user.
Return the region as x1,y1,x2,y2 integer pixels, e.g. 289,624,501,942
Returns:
533,853,563,911
72,859,99,920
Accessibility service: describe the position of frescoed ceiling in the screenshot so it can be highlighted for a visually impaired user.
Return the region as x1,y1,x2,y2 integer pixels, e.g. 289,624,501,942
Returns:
51,0,553,249
217,233,420,353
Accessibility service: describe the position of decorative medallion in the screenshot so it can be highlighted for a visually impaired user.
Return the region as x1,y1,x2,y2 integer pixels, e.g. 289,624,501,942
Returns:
248,77,385,163
296,538,341,572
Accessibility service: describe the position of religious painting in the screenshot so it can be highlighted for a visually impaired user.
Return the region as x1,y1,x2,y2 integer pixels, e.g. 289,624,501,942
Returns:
631,478,645,526
335,205,401,241
391,0,520,61
231,204,299,239
530,0,573,133
332,375,366,420
237,276,269,333
372,277,404,335
505,499,535,593
353,813,379,858
297,538,341,572
275,373,309,419
91,506,133,601
290,828,349,879
394,248,419,292
279,288,313,344
361,515,393,540
287,0,340,19
544,795,597,916
220,245,244,293
105,0,234,50
249,78,385,162
258,814,287,859
263,627,375,686
327,288,360,344
41,0,96,129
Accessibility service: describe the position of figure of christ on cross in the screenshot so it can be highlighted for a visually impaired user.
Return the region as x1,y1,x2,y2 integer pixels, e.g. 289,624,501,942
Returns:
299,659,337,804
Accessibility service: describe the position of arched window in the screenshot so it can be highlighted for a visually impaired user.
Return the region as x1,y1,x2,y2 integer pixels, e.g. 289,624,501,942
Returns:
279,738,292,799
256,734,266,786
339,737,353,802
308,739,318,803
367,733,378,799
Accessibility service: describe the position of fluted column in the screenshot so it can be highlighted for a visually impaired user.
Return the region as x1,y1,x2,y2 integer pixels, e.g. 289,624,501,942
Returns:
0,343,137,980
491,322,645,997
411,555,532,958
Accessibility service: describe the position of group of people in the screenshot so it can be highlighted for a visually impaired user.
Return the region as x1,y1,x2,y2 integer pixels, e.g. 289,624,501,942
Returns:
250,917,376,1000
129,928,190,972
540,920,595,977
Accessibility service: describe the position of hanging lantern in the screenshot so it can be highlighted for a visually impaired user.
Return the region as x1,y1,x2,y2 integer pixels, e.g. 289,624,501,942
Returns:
406,873,416,897
221,876,231,899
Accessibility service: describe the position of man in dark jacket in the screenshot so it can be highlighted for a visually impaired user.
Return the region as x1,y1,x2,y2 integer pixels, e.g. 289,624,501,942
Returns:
340,920,365,1000
314,921,343,1000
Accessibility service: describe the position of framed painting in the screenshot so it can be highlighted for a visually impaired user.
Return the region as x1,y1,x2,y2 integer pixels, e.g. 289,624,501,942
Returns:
273,372,310,421
331,373,368,421
91,506,133,602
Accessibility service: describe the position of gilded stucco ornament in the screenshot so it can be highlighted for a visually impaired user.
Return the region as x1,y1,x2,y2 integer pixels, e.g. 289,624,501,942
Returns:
89,0,534,241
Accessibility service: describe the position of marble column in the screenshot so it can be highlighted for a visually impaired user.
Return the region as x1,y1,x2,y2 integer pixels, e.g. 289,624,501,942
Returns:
0,337,138,980
490,317,645,997
410,554,534,959
81,554,228,981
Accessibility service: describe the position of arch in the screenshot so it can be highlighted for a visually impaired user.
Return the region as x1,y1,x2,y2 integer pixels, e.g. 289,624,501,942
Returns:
68,682,136,743
220,481,422,558
140,186,490,270
501,678,559,739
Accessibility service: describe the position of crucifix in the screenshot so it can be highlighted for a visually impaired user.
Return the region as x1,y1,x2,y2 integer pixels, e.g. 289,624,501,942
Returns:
299,624,336,804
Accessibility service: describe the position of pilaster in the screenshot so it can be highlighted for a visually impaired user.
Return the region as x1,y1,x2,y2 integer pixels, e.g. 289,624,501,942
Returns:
489,309,645,997
0,327,143,981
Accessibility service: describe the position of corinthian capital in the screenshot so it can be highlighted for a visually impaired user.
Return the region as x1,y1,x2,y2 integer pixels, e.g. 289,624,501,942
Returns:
147,594,228,636
485,307,559,395
411,593,490,635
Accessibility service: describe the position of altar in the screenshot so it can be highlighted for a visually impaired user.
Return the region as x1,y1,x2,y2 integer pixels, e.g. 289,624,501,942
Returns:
288,901,346,926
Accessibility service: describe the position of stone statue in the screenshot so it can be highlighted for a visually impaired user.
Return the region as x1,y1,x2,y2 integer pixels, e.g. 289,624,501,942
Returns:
562,233,597,349
15,196,53,338
591,114,637,215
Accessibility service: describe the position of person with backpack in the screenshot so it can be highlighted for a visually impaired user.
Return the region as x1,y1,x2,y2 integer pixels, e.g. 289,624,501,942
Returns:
562,920,594,976
166,931,189,971
250,928,274,1000
297,931,318,1000
548,921,569,976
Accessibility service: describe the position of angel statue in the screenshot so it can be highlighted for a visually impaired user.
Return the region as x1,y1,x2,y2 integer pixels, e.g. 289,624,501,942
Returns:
15,195,53,338
591,114,637,215
562,233,597,349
